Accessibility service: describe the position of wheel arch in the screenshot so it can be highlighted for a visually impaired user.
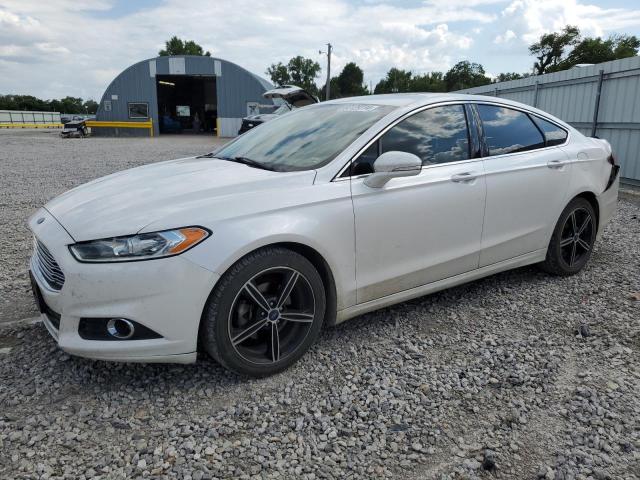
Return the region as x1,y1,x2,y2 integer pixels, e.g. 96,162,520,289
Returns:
272,242,338,327
574,191,600,231
198,241,339,348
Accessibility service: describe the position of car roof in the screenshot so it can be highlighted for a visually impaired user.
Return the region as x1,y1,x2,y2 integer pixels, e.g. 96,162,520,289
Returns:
324,93,571,128
326,92,521,108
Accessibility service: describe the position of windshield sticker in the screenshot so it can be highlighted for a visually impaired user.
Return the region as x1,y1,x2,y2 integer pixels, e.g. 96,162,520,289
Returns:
338,104,381,112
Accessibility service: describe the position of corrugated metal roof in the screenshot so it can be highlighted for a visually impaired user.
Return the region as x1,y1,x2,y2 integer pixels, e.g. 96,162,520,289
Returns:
96,55,273,136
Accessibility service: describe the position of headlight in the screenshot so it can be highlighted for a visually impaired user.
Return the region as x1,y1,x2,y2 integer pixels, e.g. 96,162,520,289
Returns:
69,227,210,262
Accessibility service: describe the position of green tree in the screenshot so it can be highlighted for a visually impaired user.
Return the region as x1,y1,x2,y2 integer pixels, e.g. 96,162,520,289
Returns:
266,56,321,95
158,36,210,56
83,99,99,114
48,97,83,114
409,72,446,92
0,94,100,114
322,62,368,99
319,77,342,99
529,25,580,74
557,34,640,69
266,62,290,86
494,72,523,83
0,94,49,111
337,62,367,97
444,61,491,91
612,34,640,58
287,56,321,96
374,68,413,93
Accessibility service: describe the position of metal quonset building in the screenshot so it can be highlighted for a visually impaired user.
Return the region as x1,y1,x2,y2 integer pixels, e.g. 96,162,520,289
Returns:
457,56,640,185
95,55,274,137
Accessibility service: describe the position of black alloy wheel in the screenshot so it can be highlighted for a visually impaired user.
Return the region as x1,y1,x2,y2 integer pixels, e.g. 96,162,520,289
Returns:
558,207,594,268
228,267,316,365
541,197,597,276
201,247,325,377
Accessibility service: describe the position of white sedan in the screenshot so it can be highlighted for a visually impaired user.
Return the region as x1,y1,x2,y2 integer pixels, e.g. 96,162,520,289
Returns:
28,93,620,376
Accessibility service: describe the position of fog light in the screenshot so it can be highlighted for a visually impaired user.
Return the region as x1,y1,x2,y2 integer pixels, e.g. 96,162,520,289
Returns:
106,318,135,339
78,318,162,341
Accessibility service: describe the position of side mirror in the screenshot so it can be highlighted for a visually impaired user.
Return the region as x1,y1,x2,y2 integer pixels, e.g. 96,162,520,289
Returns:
364,151,422,188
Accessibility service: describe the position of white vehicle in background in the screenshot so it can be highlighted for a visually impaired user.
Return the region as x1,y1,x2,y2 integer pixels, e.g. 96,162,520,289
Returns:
29,93,619,377
238,85,318,134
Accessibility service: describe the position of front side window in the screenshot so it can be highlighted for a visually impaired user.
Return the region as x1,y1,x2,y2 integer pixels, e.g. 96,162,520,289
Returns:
380,105,470,166
477,104,545,156
531,116,568,146
215,103,393,172
128,102,149,119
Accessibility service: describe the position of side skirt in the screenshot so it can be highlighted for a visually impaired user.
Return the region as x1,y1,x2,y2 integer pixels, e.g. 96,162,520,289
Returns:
335,249,547,324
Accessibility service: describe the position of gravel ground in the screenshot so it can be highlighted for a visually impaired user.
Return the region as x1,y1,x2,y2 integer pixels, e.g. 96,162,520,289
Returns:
0,129,226,324
1,129,639,479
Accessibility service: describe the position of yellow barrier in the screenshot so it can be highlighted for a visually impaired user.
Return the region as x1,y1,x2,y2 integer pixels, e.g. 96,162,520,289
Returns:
0,123,63,129
86,119,154,137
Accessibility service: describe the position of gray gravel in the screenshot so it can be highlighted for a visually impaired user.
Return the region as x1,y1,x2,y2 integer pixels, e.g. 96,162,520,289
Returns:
0,129,226,324
1,130,640,479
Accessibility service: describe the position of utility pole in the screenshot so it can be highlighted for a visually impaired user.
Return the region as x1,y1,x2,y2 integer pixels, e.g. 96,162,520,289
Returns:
324,43,332,101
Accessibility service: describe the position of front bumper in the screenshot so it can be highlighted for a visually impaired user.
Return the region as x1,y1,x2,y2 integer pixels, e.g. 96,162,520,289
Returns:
28,208,219,364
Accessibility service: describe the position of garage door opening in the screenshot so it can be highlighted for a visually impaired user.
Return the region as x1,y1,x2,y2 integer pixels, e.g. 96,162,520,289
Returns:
156,75,217,134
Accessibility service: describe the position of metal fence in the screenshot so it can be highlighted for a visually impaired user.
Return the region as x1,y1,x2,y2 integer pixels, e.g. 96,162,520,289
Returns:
0,110,61,127
457,56,640,185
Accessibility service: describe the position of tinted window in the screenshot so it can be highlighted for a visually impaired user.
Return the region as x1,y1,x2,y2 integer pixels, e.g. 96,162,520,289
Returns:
381,105,470,166
350,142,378,176
477,105,545,155
531,116,568,146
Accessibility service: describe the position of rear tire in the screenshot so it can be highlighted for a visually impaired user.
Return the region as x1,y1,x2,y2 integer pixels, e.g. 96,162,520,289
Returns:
540,197,597,276
201,247,326,377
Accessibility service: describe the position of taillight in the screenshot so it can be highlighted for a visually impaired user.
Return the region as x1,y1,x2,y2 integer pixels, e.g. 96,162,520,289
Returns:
604,153,619,191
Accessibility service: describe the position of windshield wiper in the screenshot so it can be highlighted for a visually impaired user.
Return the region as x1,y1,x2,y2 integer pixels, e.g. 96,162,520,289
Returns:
196,153,276,171
231,156,275,171
222,156,276,171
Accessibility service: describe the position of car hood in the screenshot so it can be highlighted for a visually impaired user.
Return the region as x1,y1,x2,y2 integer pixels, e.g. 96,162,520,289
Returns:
44,157,316,241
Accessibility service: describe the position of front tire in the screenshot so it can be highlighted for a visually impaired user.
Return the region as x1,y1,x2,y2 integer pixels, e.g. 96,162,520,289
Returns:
541,197,597,276
201,247,326,377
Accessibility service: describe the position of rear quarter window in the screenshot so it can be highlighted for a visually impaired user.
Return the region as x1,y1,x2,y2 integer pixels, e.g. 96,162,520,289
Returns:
531,116,568,146
477,104,545,156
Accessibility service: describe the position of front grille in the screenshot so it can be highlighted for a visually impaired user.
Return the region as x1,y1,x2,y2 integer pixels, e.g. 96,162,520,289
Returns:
33,238,65,291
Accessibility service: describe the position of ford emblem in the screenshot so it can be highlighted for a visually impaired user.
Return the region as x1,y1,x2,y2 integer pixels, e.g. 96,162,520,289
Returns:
37,217,45,224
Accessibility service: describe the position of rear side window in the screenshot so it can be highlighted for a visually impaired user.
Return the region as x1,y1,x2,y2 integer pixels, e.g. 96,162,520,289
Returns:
477,105,545,156
381,105,470,166
531,116,568,146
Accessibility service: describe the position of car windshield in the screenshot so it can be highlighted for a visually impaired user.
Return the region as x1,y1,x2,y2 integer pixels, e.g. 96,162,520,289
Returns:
216,103,393,172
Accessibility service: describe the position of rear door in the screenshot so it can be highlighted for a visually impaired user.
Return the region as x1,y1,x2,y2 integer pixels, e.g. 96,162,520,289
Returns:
476,103,571,266
350,104,487,303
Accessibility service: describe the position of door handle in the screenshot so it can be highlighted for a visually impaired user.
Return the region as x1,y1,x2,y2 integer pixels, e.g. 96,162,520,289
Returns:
451,172,478,183
547,159,566,169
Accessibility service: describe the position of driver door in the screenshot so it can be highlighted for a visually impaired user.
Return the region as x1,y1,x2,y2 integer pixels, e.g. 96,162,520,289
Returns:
349,104,487,304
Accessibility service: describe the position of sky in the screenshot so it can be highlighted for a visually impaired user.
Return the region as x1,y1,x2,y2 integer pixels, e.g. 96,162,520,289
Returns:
1,0,640,101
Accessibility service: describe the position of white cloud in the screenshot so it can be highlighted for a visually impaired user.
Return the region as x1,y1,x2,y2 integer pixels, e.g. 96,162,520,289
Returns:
0,0,639,100
494,29,516,44
500,0,640,44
